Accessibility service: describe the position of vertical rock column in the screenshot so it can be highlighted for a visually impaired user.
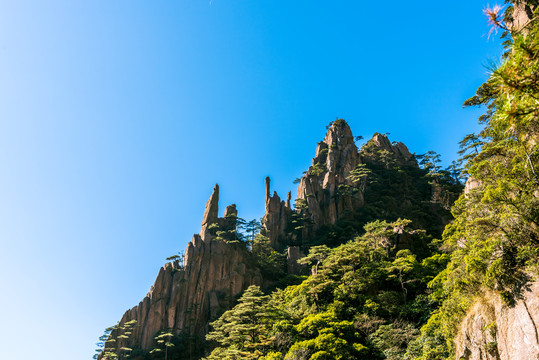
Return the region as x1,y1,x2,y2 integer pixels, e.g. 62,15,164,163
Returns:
103,184,262,357
296,120,363,234
261,177,292,248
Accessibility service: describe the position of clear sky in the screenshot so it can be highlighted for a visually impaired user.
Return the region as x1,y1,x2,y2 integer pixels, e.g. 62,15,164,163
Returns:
0,1,502,359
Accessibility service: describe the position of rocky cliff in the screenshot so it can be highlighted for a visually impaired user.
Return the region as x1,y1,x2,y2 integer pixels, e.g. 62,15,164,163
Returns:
102,119,452,358
261,120,418,248
295,120,363,231
455,281,539,360
103,185,261,356
261,176,292,248
261,120,362,248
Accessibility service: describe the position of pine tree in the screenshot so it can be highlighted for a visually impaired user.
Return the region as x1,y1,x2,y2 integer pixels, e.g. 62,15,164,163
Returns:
205,286,279,359
150,330,175,360
251,234,286,277
166,251,185,269
240,219,262,245
297,245,330,275
95,320,137,360
346,163,373,193
457,133,484,165
94,325,116,360
416,151,442,178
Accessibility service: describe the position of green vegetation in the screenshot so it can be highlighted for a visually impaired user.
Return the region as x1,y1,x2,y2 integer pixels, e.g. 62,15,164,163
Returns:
150,330,175,360
205,286,278,359
205,219,448,359
95,320,137,360
408,4,539,359
356,141,461,236
251,234,286,278
309,162,327,177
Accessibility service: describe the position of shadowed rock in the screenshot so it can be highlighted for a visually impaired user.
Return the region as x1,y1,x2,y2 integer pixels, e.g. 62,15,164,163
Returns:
262,177,292,248
296,120,363,235
200,184,219,241
102,184,261,357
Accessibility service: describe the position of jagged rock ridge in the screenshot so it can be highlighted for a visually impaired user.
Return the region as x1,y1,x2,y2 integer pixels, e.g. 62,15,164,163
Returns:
296,120,363,230
261,120,418,248
261,176,292,248
104,185,261,355
261,120,366,247
103,120,431,357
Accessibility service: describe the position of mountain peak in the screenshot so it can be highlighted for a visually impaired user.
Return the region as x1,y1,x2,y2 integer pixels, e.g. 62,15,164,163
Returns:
323,119,355,148
362,132,415,166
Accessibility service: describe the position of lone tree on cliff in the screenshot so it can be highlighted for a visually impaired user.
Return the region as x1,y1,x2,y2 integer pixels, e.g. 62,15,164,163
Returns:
150,330,175,360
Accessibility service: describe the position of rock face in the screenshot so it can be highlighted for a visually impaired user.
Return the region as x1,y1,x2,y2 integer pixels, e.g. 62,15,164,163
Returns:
296,120,363,233
464,177,482,195
286,246,305,275
261,177,292,248
510,1,537,33
105,185,261,355
295,123,416,237
261,120,417,247
455,281,539,360
199,183,220,241
260,120,365,247
362,132,415,166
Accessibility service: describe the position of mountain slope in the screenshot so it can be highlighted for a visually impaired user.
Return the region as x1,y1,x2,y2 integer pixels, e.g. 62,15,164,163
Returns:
98,119,460,359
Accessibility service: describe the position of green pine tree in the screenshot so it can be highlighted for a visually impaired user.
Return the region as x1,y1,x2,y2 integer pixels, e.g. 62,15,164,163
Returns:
205,286,280,359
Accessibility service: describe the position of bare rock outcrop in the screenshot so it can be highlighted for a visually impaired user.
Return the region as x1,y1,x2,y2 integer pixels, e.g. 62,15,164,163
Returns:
296,120,363,233
455,281,539,360
361,132,415,166
286,246,305,275
294,123,416,238
464,177,482,195
200,184,220,241
261,177,293,248
509,1,537,34
104,185,261,356
261,120,419,247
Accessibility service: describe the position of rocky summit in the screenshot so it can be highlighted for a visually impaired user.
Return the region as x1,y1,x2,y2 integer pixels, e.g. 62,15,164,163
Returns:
103,184,262,356
101,120,446,357
99,114,539,360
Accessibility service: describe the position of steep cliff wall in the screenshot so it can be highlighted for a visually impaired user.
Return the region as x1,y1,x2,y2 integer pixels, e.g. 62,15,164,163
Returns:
455,281,539,360
261,120,365,247
296,119,363,230
260,120,420,248
104,185,261,355
261,176,292,248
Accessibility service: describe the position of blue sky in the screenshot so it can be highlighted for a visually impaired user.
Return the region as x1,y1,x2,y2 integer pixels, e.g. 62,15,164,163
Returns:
0,1,502,359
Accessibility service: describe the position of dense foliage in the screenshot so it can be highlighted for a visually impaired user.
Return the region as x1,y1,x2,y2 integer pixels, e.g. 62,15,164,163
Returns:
204,220,448,359
409,3,539,359
356,142,460,237
292,137,461,252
